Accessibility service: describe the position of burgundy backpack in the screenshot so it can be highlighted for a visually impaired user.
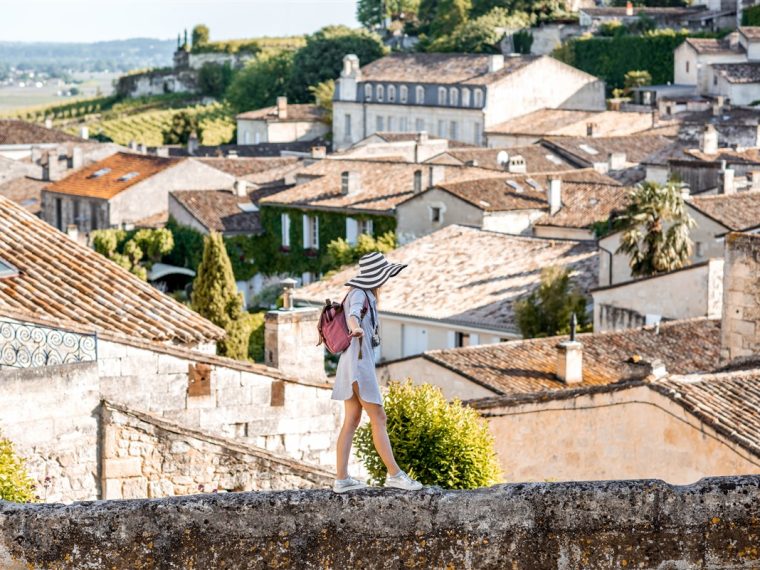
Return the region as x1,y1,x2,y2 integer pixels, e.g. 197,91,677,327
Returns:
317,291,368,355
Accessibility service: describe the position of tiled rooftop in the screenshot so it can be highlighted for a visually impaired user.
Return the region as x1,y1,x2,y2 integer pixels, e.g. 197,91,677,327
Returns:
712,63,760,85
689,191,760,230
423,319,721,396
685,35,742,55
295,224,598,333
739,27,760,41
359,53,539,85
197,156,301,183
0,119,82,145
582,6,704,17
162,140,326,158
685,147,760,163
542,135,673,167
486,109,654,138
0,176,46,214
236,104,324,123
46,152,180,199
427,146,575,173
0,195,223,345
171,189,262,235
535,182,628,229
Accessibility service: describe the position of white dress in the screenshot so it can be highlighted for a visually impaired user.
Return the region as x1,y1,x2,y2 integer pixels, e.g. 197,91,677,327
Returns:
332,288,383,405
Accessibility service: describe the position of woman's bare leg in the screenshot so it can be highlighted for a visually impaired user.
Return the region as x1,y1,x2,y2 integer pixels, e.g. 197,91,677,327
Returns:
352,383,401,476
336,392,363,480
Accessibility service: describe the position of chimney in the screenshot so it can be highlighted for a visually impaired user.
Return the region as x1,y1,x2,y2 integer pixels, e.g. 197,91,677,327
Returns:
70,146,84,170
79,126,89,140
586,122,596,137
276,96,288,120
341,171,361,196
556,314,583,383
234,179,249,198
416,131,429,144
643,358,668,380
702,124,718,155
310,146,327,160
44,118,53,129
31,146,43,164
548,177,562,215
712,96,725,117
137,143,147,154
187,131,199,156
749,171,760,191
156,147,170,158
44,150,62,181
720,232,760,365
626,1,634,16
265,283,326,383
428,164,445,188
507,155,526,174
488,54,505,73
66,224,79,243
720,167,735,194
129,140,138,152
608,152,627,171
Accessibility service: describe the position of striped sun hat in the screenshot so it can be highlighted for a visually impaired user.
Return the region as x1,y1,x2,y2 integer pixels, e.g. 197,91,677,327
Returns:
345,252,407,289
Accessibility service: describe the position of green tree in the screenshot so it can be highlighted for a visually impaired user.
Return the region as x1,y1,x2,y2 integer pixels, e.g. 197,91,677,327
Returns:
624,69,652,94
616,181,695,278
287,26,386,104
514,265,590,338
358,0,421,28
192,24,210,50
198,62,236,98
354,381,501,489
428,7,530,52
162,110,203,145
0,434,37,503
225,50,295,114
512,28,534,53
165,217,205,270
191,232,247,359
325,231,396,272
132,228,174,264
309,79,335,129
429,0,472,38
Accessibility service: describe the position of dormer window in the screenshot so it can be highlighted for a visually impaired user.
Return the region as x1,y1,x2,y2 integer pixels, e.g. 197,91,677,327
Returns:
90,168,111,178
449,87,459,107
438,87,447,106
0,258,18,279
388,85,396,103
117,171,139,182
415,85,425,104
462,88,471,107
473,89,484,108
376,84,384,102
400,85,408,103
364,83,372,101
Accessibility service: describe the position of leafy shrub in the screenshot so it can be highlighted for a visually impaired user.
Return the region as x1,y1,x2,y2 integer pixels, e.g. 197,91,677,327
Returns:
0,434,37,503
162,110,203,145
354,381,501,489
744,4,760,25
246,311,266,362
225,50,295,114
325,231,396,273
512,28,534,54
198,62,236,98
428,8,532,53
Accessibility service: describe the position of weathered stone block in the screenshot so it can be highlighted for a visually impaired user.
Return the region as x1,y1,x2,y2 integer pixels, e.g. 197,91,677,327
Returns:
103,457,142,479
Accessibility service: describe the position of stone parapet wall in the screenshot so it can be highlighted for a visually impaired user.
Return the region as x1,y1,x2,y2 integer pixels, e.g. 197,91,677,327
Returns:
721,232,760,364
101,402,333,500
2,476,760,569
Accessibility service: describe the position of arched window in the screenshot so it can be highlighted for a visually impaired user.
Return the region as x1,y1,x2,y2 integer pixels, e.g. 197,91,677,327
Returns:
364,83,372,101
437,87,447,106
377,84,384,102
388,85,396,103
461,88,471,107
473,89,484,108
400,85,408,104
449,87,459,107
415,86,425,105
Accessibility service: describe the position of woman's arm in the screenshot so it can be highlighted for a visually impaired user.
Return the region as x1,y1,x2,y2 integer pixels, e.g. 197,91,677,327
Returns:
347,316,363,338
346,290,364,338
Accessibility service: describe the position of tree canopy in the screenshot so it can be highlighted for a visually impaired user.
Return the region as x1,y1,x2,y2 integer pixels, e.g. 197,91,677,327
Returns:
192,24,210,49
162,110,203,145
225,49,295,113
427,7,530,52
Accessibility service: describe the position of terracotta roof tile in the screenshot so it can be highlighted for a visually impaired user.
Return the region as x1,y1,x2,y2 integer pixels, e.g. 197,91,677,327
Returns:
486,109,654,138
0,119,82,145
197,156,300,180
424,319,721,396
359,53,539,85
0,195,223,345
236,104,324,122
427,146,575,173
685,148,760,163
685,35,742,55
689,191,760,230
542,135,673,166
295,225,598,332
161,141,327,158
0,176,46,214
171,190,261,235
739,27,760,41
712,63,760,85
535,182,629,229
46,152,180,200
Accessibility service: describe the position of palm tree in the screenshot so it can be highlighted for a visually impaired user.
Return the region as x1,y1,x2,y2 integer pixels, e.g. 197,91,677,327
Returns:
616,181,695,277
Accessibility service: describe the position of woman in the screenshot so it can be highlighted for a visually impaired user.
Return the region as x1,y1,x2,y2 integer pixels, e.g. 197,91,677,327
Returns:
332,252,422,493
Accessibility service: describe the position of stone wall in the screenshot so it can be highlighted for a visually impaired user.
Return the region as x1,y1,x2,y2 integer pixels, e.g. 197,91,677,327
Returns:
2,476,760,569
101,402,333,500
720,232,760,364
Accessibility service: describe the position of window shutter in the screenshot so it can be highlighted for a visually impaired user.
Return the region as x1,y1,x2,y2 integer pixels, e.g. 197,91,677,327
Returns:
302,214,310,248
281,213,290,247
313,216,319,249
346,218,358,245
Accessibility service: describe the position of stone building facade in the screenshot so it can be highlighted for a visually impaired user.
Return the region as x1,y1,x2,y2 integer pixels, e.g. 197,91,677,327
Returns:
720,232,760,364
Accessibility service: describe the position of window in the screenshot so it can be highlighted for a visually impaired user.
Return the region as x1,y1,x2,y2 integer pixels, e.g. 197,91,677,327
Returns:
281,213,291,248
344,114,352,138
341,171,350,194
364,83,372,101
0,258,18,279
415,85,425,104
359,219,374,236
400,85,408,103
579,143,598,155
462,88,471,107
437,87,447,106
72,199,80,225
55,197,62,230
90,201,98,231
686,61,690,73
455,332,471,348
376,115,385,132
414,170,423,193
473,89,484,108
431,206,442,223
376,84,384,102
89,168,111,178
450,121,458,141
696,241,705,257
473,122,481,145
117,171,139,182
388,85,396,103
449,87,459,107
713,75,718,86
303,215,319,249
346,217,358,245
415,118,425,132
399,117,408,132
387,116,394,131
437,120,446,137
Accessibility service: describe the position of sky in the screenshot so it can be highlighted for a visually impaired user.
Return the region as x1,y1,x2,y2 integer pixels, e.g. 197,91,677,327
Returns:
0,0,360,42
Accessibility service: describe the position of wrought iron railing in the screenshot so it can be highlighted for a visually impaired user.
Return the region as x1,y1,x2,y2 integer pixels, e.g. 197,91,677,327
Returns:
0,318,97,369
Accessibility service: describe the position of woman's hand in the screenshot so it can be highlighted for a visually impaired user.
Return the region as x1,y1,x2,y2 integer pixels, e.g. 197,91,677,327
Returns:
350,327,364,338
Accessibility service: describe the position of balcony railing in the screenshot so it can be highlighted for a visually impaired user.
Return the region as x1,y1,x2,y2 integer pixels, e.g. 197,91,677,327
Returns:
0,318,97,369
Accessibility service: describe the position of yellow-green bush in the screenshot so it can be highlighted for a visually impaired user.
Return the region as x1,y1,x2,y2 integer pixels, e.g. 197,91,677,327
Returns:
0,434,37,503
354,381,501,489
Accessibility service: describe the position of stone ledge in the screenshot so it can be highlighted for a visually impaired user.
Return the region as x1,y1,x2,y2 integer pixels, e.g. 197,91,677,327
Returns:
2,476,760,569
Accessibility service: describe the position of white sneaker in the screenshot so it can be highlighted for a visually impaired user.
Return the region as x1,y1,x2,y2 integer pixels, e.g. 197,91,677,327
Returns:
385,470,423,491
333,477,367,493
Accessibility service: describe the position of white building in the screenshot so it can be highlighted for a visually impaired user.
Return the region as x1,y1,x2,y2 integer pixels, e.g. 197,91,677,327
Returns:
236,97,329,145
332,53,606,150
